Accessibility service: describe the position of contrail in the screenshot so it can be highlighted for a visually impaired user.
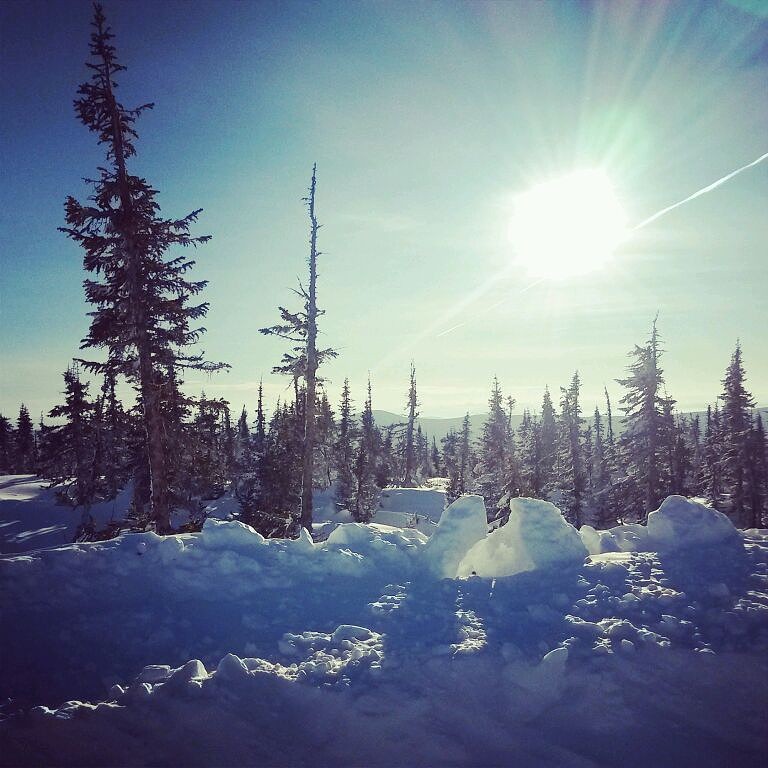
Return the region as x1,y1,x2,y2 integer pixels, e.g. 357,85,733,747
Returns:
632,150,768,231
433,150,768,339
435,278,544,337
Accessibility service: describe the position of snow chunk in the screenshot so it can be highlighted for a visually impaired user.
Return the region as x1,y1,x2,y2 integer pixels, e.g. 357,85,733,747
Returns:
423,495,488,578
647,496,742,552
457,498,587,578
216,653,249,681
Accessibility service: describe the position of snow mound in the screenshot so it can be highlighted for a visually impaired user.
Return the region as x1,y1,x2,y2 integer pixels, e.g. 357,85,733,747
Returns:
423,495,488,578
647,495,742,552
456,498,587,578
200,517,266,548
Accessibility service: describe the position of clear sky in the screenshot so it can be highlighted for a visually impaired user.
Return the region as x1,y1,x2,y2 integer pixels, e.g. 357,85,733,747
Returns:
1,0,766,422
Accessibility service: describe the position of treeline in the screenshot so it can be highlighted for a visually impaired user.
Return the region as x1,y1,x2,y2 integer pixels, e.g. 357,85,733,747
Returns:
2,322,766,534
440,325,767,530
2,6,765,538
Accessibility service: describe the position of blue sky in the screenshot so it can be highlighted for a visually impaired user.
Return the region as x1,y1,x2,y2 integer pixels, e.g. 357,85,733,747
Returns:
1,0,766,421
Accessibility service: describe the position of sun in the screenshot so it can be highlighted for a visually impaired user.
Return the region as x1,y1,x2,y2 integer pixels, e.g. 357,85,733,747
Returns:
509,169,628,280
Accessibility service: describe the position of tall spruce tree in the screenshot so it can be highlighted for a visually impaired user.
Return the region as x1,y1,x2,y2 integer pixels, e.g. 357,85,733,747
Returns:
700,404,725,508
539,387,557,492
14,404,35,474
719,343,755,524
616,318,668,520
62,5,225,532
474,378,512,518
554,372,586,526
402,362,419,487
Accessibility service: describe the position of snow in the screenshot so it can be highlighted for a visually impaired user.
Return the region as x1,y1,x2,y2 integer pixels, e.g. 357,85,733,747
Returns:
647,495,743,552
423,494,488,578
580,496,743,556
375,486,444,534
1,481,767,766
0,475,132,553
457,497,588,578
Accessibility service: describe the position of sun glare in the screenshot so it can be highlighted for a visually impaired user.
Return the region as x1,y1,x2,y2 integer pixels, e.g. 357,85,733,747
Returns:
509,169,628,280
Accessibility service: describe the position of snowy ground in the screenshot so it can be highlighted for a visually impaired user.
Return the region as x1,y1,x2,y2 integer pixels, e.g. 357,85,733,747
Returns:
0,482,767,766
0,475,133,554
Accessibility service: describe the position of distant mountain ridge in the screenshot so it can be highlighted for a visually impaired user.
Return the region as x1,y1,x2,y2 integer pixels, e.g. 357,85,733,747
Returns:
372,408,768,442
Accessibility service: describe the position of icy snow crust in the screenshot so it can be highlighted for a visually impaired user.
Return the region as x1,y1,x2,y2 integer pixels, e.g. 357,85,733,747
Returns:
1,492,768,767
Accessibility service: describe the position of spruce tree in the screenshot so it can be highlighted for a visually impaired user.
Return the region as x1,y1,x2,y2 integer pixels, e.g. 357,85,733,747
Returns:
719,343,755,524
402,362,419,487
430,437,441,476
459,413,472,497
700,404,725,508
62,5,225,532
518,410,543,497
46,365,96,506
99,369,129,499
554,372,586,526
747,414,767,528
442,430,461,504
616,318,668,520
315,391,336,489
334,379,356,512
474,378,512,518
539,387,557,492
0,415,13,473
376,426,396,489
352,379,379,522
14,404,35,474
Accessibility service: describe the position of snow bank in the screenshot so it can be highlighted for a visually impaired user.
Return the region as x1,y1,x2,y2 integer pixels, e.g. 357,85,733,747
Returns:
582,497,743,555
647,495,742,552
378,487,445,523
422,495,488,578
456,498,587,578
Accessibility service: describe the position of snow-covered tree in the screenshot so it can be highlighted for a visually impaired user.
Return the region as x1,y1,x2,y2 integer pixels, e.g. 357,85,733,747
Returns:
352,380,379,522
616,318,669,520
44,365,96,507
539,387,557,493
474,378,513,519
334,379,356,512
719,342,756,524
554,372,586,526
14,404,35,474
402,362,419,487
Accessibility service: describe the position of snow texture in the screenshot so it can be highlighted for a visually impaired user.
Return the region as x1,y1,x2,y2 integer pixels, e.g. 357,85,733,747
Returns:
1,480,767,767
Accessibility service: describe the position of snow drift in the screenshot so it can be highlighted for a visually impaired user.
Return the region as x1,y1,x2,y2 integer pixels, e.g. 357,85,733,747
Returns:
580,496,744,556
1,482,767,767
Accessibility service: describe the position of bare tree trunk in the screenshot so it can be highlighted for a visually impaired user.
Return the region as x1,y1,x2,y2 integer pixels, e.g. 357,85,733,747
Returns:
301,164,320,533
104,53,170,534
